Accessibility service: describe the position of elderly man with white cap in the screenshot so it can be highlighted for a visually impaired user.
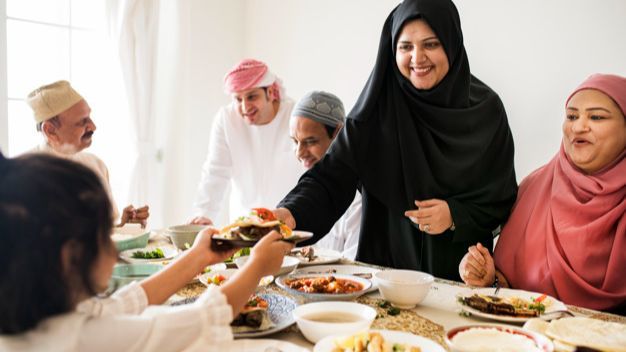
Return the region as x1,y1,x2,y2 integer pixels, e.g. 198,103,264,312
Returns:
289,91,361,259
190,59,305,225
26,80,149,227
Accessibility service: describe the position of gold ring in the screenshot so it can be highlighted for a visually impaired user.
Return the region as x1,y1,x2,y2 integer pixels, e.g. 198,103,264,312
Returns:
424,224,431,233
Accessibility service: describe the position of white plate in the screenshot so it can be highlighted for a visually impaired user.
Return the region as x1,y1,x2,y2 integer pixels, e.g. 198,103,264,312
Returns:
291,247,342,266
198,268,273,287
207,339,309,352
119,246,178,263
294,265,380,293
457,287,567,323
276,273,371,302
234,293,297,338
314,329,446,352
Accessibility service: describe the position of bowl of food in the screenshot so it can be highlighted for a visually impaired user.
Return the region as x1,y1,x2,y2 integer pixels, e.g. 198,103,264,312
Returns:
166,224,207,250
110,263,162,288
276,273,371,302
111,225,150,252
292,301,377,343
373,269,433,309
445,325,554,352
234,255,299,276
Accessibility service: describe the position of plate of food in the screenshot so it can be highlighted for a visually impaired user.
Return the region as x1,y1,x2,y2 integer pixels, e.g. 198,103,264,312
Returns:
211,208,313,249
198,268,273,288
232,293,297,338
457,287,567,323
314,330,446,352
212,339,309,352
524,317,626,352
119,246,178,263
290,247,342,266
446,325,553,352
276,273,371,302
294,265,380,293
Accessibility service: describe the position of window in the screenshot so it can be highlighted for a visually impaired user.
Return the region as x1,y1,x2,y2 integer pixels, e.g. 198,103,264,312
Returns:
4,0,133,209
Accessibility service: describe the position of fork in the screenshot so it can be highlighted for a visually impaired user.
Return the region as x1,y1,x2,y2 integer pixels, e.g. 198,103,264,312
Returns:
538,309,575,321
493,285,501,296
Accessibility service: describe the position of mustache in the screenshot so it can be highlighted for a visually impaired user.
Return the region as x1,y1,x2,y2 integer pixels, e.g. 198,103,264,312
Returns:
82,131,94,139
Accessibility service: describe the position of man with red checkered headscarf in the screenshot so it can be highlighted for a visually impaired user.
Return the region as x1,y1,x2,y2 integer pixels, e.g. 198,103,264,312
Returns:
190,59,305,225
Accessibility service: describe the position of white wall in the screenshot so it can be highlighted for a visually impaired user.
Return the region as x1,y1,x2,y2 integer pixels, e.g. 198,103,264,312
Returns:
0,0,7,153
160,0,626,227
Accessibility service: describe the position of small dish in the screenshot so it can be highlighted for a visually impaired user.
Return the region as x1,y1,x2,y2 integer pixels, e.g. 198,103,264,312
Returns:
292,301,377,343
374,269,433,309
276,273,371,302
294,265,381,293
446,325,554,352
119,246,178,263
234,255,299,276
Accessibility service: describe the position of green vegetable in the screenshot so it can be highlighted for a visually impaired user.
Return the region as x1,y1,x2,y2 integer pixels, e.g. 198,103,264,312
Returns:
378,300,391,308
131,248,164,259
224,247,251,263
387,307,401,316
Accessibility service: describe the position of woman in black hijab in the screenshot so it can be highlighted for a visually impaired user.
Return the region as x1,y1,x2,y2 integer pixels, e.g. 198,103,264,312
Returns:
276,0,517,281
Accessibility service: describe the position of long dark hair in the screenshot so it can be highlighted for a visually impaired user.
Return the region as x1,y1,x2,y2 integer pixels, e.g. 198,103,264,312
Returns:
0,152,113,334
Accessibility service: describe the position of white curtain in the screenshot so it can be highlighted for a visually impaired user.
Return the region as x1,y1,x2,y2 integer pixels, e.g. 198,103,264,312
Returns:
105,0,160,217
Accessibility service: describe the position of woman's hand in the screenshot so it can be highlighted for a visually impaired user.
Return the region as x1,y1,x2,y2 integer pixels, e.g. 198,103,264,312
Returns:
404,199,452,234
249,231,294,277
190,228,238,266
272,207,296,229
459,242,496,287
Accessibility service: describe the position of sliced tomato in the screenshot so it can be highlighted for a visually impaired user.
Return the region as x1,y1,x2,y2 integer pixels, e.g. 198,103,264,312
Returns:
252,208,277,221
534,294,548,303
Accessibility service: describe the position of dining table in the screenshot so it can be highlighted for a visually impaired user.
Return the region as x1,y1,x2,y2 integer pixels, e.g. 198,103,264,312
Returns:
144,231,626,351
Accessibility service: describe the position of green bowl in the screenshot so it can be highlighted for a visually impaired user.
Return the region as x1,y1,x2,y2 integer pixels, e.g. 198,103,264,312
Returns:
112,227,150,252
110,263,162,288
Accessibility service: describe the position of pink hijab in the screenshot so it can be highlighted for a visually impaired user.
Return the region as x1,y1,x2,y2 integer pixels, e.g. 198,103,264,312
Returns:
494,74,626,311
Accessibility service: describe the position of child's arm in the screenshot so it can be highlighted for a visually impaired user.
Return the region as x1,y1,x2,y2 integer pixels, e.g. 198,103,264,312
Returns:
139,228,237,305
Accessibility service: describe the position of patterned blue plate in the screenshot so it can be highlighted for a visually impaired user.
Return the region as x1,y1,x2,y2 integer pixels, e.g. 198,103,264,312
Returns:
234,293,297,338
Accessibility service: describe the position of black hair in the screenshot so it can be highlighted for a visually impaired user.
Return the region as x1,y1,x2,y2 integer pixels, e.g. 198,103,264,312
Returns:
0,151,113,334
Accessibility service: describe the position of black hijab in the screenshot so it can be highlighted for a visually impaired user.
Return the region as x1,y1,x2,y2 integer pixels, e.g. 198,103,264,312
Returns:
347,0,516,216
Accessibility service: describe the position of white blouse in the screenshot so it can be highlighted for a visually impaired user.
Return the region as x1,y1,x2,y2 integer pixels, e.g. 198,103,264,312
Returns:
0,282,233,352
313,193,362,260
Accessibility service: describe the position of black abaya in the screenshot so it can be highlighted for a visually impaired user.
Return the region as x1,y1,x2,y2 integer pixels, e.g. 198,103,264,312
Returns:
278,0,517,281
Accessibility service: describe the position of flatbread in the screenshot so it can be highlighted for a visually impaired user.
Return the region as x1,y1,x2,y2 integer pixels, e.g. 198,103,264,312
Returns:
545,317,626,352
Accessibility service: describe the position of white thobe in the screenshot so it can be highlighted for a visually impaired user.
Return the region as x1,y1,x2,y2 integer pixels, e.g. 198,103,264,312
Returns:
193,98,305,222
28,143,119,219
313,193,362,260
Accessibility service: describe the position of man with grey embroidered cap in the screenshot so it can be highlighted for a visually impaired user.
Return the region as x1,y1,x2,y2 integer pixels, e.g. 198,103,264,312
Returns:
289,91,361,259
25,80,149,227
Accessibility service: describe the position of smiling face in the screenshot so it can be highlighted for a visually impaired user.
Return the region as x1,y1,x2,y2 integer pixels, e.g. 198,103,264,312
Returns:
563,89,626,174
395,18,450,90
233,87,278,125
290,116,337,169
46,100,96,153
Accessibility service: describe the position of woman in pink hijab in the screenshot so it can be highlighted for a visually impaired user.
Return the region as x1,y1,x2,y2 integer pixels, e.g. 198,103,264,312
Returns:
459,73,626,313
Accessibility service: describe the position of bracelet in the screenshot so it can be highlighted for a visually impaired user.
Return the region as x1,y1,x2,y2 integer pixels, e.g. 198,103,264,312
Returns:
492,274,499,288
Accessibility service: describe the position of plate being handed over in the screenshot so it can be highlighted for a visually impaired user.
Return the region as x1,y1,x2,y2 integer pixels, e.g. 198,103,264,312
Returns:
211,208,313,249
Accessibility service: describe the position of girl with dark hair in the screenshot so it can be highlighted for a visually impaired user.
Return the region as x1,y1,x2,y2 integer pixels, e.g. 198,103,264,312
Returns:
0,153,293,350
276,0,517,281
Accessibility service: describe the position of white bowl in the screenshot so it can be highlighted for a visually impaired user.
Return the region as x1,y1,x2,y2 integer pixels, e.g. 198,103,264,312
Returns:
374,270,433,309
166,224,207,250
292,301,377,343
234,255,299,276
